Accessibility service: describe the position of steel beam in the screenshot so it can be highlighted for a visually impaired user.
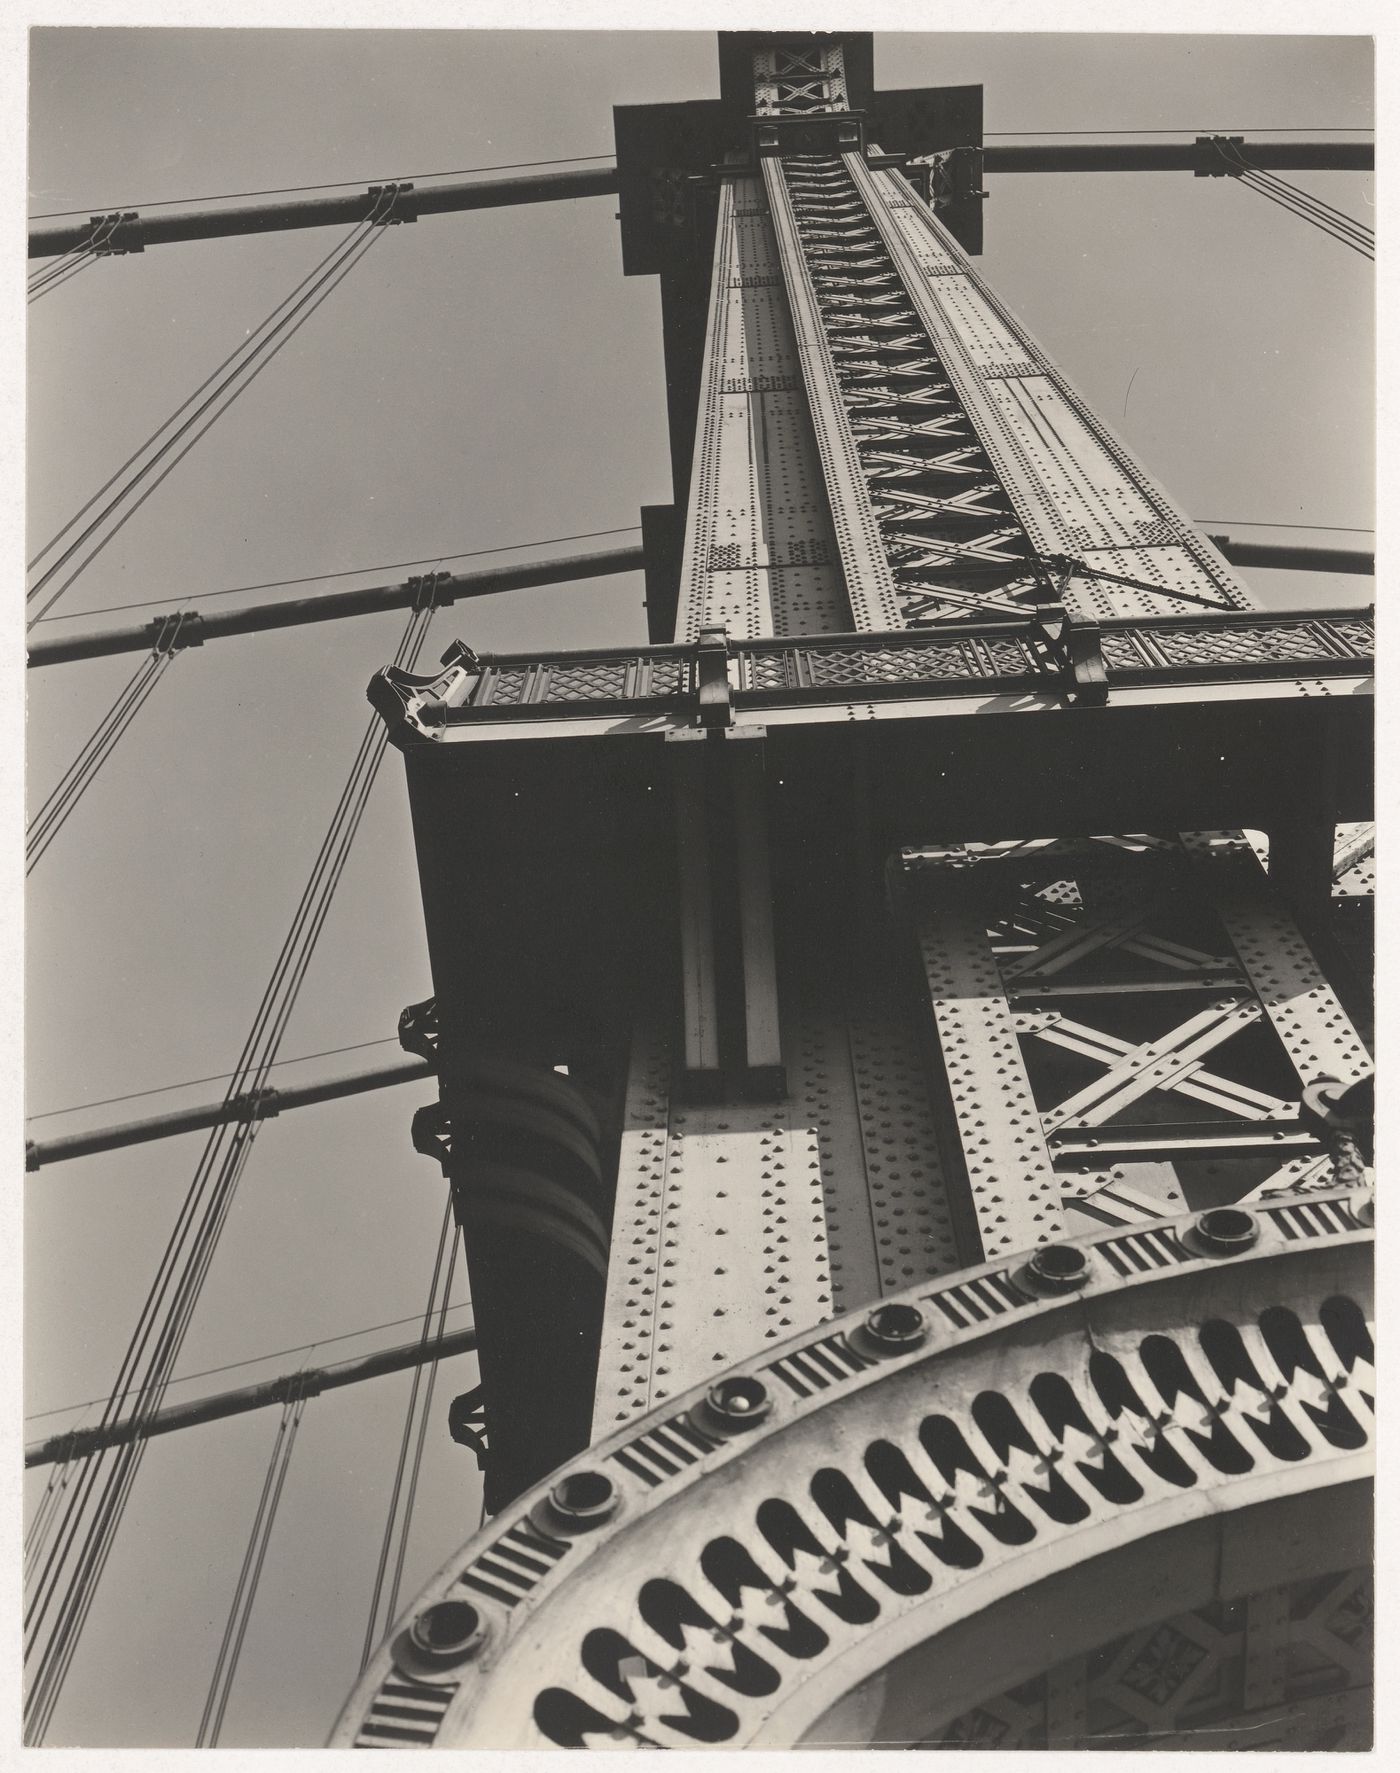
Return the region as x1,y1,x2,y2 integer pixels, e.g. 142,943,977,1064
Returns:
25,1056,434,1171
29,142,1371,261
982,141,1372,174
1208,535,1373,576
29,166,621,259
25,1326,478,1467
27,545,645,668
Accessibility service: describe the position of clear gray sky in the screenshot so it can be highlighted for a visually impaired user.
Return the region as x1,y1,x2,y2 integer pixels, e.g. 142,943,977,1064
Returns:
25,27,1372,1748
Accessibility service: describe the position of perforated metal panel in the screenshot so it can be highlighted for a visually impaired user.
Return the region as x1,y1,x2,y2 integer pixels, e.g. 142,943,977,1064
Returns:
594,962,965,1430
674,175,850,642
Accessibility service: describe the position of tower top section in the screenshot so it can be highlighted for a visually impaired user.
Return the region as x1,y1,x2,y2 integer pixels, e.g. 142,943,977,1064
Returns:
613,30,983,277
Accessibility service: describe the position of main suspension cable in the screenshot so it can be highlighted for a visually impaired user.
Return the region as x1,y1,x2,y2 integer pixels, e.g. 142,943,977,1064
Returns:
31,523,644,624
22,599,440,1743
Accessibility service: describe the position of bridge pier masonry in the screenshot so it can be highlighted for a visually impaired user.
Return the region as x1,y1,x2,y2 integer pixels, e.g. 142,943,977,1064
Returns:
340,32,1373,1751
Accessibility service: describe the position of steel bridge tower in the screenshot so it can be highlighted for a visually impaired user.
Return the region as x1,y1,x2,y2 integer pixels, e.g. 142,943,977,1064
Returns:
340,33,1373,1750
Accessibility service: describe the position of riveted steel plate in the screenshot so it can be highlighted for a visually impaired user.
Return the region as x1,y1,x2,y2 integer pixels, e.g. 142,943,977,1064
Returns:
1182,836,1373,1090
848,155,1258,620
675,176,849,642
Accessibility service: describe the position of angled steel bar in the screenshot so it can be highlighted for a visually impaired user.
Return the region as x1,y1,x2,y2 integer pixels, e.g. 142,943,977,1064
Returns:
25,1057,434,1171
29,166,622,259
1208,535,1373,576
25,1326,478,1467
982,140,1373,174
26,545,645,668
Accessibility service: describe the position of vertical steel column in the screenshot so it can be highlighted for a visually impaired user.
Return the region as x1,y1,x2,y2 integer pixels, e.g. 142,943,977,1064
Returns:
902,853,1066,1263
728,728,784,1084
670,732,723,1090
672,171,849,643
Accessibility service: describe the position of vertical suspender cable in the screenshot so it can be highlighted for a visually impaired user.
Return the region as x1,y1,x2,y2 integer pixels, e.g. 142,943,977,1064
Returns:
27,187,401,625
359,1194,457,1670
23,597,440,1744
26,614,187,873
384,1236,461,1630
27,216,118,303
1217,140,1373,258
196,1393,308,1746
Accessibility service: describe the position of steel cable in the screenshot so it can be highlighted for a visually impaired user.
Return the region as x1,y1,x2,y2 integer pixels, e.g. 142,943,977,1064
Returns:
385,1238,461,1631
1217,141,1373,259
196,1394,307,1746
22,601,438,1742
25,603,443,1727
28,207,400,627
27,252,98,305
25,615,187,873
27,215,375,575
27,219,393,627
1223,144,1373,244
1245,168,1373,244
32,523,645,624
27,242,89,292
1238,171,1374,257
27,217,115,300
359,1194,455,1671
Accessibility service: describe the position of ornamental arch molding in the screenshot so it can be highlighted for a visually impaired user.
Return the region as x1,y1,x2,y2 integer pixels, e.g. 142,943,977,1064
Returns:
331,1189,1372,1750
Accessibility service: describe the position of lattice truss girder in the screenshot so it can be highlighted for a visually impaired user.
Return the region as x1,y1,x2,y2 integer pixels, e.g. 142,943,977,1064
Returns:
752,143,1259,630
933,1568,1372,1750
752,41,849,116
903,833,1372,1255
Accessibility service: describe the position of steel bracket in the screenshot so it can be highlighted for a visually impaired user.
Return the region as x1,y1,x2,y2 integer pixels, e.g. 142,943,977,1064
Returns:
752,111,865,160
1195,135,1245,177
1063,614,1108,705
145,609,202,652
368,180,418,223
694,624,733,728
93,210,143,255
411,1101,452,1172
407,569,452,612
398,996,440,1063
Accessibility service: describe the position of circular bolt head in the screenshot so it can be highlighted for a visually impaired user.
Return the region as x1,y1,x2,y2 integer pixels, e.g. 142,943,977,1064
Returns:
705,1374,772,1428
865,1301,927,1352
1192,1206,1261,1256
548,1469,619,1527
408,1599,487,1668
1025,1243,1091,1294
